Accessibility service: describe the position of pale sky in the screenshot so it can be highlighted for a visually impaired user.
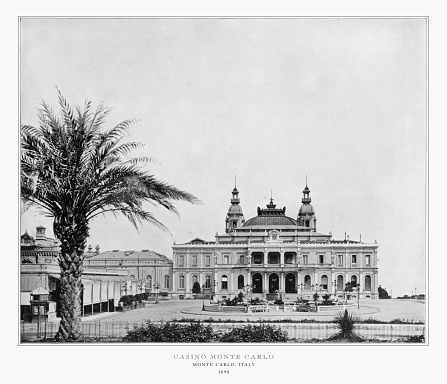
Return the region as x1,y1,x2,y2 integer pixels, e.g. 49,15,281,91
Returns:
20,18,427,298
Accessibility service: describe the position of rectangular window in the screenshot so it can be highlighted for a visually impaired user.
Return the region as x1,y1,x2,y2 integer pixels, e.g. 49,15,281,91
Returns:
192,255,197,267
303,255,308,265
223,255,229,264
253,255,262,264
338,255,343,266
285,254,294,264
239,255,244,264
352,255,357,264
365,255,371,266
319,255,324,264
205,255,211,266
179,255,184,267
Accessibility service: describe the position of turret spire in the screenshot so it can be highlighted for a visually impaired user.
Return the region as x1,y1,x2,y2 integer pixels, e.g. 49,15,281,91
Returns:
298,180,316,232
226,181,244,233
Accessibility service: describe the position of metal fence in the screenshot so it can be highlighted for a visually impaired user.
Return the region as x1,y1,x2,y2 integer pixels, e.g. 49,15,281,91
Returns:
20,321,425,342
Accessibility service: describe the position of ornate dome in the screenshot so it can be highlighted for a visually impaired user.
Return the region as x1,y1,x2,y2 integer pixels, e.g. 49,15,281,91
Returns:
299,203,315,216
243,215,298,227
228,204,243,215
243,198,298,228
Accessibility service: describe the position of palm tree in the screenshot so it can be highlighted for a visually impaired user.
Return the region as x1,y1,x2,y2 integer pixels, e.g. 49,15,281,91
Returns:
21,90,199,340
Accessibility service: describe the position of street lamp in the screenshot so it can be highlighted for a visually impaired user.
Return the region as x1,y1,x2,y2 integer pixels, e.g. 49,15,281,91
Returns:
333,280,337,301
153,282,161,304
357,283,360,309
299,283,304,302
245,284,252,303
211,280,218,303
202,284,206,311
312,283,319,312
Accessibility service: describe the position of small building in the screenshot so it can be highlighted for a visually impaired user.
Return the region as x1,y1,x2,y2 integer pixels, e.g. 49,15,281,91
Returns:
20,226,139,320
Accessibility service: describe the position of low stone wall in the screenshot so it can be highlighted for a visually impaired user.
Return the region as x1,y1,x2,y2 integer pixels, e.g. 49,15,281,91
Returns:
20,320,425,341
209,322,425,341
203,305,248,313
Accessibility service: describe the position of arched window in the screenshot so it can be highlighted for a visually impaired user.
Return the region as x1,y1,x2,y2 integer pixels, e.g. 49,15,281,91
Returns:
192,275,198,288
205,275,211,288
146,275,152,289
337,275,344,291
304,275,311,289
179,275,185,289
351,275,358,287
238,275,244,289
321,275,328,290
221,275,228,290
164,275,170,289
365,275,372,291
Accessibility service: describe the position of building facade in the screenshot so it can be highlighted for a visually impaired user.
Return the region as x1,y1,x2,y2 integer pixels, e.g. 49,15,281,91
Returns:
172,184,379,301
84,250,173,296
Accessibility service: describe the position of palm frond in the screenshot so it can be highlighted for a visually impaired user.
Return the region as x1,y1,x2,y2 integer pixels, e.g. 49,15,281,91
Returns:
21,90,199,234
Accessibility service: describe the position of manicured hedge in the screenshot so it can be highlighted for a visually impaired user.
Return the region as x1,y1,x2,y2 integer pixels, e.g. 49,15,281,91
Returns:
122,321,288,343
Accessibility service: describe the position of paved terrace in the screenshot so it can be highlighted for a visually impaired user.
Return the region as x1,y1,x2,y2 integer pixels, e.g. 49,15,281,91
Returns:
76,299,425,323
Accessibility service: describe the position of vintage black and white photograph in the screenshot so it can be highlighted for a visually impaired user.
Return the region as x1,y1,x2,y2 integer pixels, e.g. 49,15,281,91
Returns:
18,17,427,347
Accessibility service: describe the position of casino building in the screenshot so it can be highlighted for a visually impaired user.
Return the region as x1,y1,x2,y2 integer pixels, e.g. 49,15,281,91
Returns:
172,184,379,301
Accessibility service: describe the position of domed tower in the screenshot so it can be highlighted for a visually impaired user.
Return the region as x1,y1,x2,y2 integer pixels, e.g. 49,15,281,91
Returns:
298,182,317,231
225,182,245,233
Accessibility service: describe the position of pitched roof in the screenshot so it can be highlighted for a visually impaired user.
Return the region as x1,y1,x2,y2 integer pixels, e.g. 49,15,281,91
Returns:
89,250,172,263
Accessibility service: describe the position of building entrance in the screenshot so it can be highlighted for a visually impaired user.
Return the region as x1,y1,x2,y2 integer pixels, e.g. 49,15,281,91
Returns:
252,273,263,293
269,273,279,293
285,273,296,293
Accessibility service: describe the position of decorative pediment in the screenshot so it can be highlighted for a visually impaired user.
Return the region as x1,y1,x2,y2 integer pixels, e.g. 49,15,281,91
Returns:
266,230,283,244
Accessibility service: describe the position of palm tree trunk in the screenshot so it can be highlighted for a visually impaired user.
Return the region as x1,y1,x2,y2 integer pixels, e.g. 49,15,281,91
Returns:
53,218,89,341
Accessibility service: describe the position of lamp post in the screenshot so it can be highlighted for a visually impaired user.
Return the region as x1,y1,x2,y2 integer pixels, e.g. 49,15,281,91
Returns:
357,283,360,309
333,280,337,301
312,283,319,312
154,282,161,304
202,284,205,311
212,280,218,303
245,284,252,304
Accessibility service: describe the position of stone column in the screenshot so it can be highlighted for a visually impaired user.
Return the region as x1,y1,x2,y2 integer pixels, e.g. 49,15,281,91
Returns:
280,251,284,267
186,274,190,294
264,272,269,294
263,251,267,266
172,272,176,293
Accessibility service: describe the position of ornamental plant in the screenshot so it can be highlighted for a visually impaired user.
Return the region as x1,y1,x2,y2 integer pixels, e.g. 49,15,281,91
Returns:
327,309,365,342
21,90,199,340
